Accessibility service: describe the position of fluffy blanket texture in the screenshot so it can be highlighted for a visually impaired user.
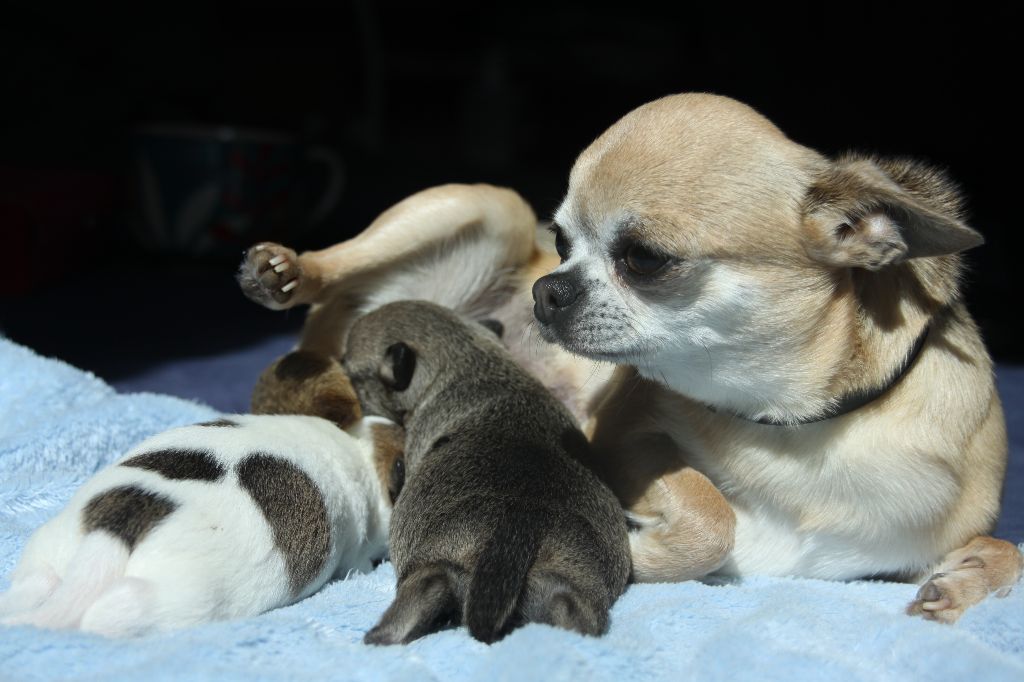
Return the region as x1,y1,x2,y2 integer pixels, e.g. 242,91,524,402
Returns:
1,337,1022,681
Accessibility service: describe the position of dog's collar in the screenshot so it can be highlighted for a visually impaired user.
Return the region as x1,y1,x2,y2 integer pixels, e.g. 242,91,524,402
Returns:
714,325,930,427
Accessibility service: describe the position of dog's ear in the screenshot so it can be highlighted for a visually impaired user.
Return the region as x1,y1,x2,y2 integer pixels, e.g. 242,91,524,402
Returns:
802,155,983,270
380,342,416,391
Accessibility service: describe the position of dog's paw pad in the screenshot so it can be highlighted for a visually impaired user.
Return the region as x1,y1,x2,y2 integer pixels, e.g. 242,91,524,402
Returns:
238,243,305,309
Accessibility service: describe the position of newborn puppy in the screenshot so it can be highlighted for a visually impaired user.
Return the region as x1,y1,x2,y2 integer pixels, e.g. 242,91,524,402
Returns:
0,414,404,637
251,350,364,429
344,300,630,644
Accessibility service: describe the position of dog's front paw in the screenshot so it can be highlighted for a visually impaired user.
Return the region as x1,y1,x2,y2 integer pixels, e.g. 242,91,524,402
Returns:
238,243,309,309
906,538,1023,624
906,569,979,623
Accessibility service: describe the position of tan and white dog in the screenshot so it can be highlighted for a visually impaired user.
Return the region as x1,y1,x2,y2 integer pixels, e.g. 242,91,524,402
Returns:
238,93,1022,623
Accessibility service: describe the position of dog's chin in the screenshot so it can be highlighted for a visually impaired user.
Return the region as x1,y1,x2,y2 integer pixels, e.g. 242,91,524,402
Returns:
536,321,644,363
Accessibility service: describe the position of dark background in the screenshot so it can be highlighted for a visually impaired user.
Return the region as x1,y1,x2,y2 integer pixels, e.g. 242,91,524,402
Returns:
1,1,1020,387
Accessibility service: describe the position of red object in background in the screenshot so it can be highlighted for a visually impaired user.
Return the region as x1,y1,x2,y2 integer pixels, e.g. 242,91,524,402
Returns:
0,168,118,297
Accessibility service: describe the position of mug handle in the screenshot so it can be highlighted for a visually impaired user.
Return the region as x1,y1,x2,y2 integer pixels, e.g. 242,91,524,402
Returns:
305,147,345,225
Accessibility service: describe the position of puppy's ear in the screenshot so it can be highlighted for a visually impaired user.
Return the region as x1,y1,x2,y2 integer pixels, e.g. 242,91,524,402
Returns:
380,342,416,391
477,318,504,339
803,155,983,270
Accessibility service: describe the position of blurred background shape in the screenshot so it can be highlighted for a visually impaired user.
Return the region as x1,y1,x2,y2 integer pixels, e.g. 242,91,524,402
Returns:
0,1,1018,409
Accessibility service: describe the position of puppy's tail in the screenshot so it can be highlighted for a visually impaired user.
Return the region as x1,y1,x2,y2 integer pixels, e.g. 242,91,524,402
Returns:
464,505,545,643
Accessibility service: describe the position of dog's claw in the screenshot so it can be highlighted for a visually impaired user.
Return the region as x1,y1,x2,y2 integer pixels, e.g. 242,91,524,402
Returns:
920,597,952,612
906,571,972,624
907,538,1023,624
238,242,305,309
918,582,941,602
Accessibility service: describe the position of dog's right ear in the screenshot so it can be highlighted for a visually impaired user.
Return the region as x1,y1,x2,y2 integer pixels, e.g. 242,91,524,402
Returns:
802,154,983,270
380,342,416,391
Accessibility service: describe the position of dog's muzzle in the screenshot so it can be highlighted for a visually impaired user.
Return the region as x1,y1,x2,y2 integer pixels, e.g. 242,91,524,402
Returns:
532,274,580,325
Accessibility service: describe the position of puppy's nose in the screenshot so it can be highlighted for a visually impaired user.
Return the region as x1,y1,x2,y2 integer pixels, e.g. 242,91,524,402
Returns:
532,274,580,324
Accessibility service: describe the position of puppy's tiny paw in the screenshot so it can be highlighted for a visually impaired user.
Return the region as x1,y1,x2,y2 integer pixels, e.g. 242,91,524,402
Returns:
237,243,307,309
363,626,398,646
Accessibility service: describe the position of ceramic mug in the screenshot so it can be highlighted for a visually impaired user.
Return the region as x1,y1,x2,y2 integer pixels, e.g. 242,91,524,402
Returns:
131,125,344,257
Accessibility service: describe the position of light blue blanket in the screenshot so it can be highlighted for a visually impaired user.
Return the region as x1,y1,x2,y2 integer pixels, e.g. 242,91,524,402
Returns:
1,337,1021,681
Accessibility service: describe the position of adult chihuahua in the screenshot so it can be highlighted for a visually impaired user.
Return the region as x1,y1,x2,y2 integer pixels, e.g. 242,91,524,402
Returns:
239,93,1021,623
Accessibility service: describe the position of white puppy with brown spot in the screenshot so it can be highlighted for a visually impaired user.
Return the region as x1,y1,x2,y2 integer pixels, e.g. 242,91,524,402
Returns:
0,413,404,636
239,93,1022,623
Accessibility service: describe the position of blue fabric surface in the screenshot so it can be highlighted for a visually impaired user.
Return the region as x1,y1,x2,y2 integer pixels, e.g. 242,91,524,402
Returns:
2,336,1023,681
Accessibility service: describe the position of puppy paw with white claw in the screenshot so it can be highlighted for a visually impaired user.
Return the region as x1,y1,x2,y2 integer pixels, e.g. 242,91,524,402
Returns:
237,242,309,309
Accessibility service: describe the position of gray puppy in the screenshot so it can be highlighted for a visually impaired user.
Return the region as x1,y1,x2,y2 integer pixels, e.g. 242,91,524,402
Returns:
344,301,630,645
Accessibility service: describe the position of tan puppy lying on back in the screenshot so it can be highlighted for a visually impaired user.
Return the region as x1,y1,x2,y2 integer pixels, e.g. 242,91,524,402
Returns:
239,93,1022,623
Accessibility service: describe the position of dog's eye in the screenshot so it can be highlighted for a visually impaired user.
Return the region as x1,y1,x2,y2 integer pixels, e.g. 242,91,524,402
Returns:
624,243,668,276
552,224,570,262
388,457,405,504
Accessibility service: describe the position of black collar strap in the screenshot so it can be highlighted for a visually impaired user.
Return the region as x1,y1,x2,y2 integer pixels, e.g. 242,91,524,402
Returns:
718,325,930,427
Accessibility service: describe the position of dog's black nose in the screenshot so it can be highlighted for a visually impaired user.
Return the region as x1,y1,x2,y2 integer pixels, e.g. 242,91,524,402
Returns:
532,274,580,324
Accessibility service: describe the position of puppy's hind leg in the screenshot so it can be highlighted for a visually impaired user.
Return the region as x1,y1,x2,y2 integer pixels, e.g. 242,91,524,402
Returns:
519,570,609,637
0,565,61,619
79,577,158,638
4,533,129,630
364,562,464,646
1,513,84,619
907,536,1023,623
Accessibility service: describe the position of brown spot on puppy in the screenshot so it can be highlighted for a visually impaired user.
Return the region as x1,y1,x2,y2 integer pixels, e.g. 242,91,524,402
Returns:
82,486,177,550
236,453,330,596
197,418,240,428
370,422,406,504
274,352,334,381
251,351,362,429
313,392,364,429
121,449,226,482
